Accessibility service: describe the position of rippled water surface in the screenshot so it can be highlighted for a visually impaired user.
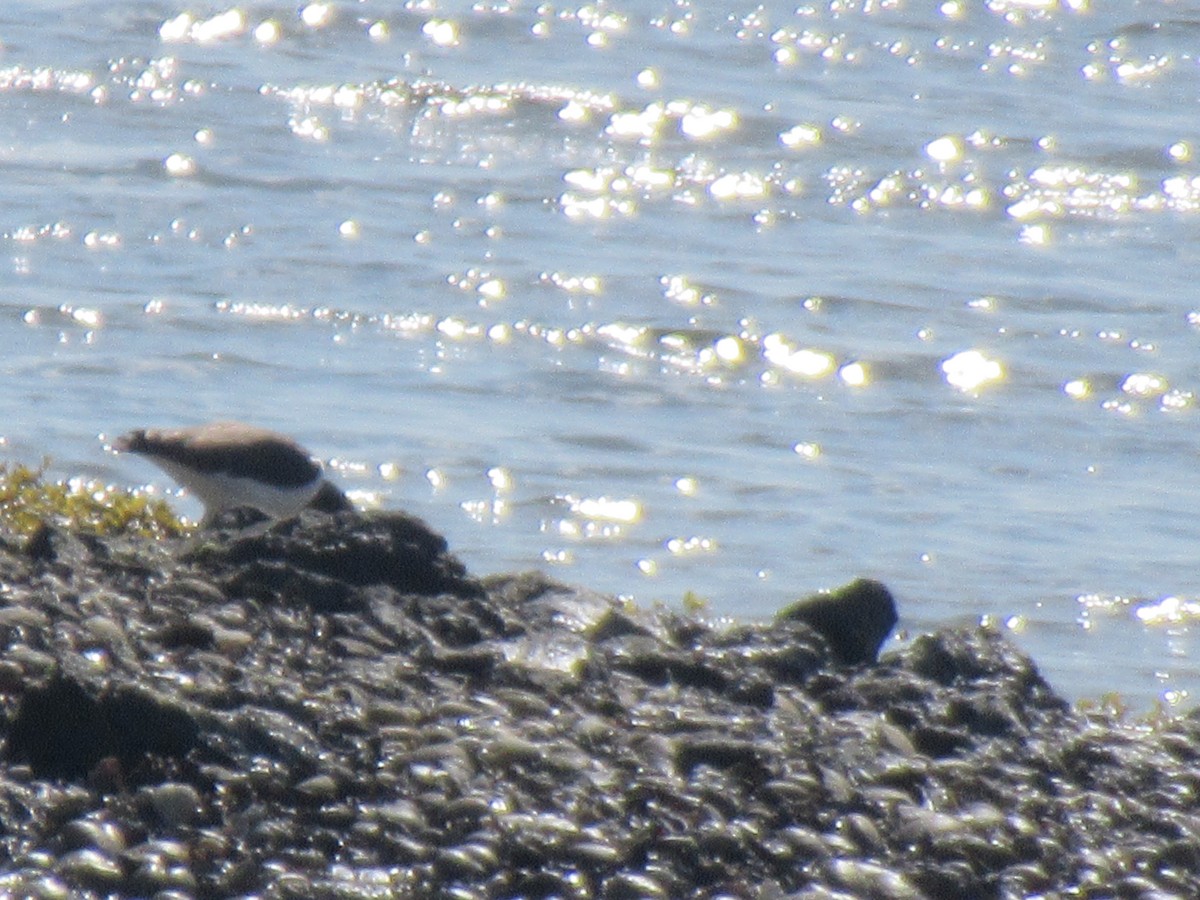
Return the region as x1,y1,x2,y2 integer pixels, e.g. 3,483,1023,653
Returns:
2,0,1200,709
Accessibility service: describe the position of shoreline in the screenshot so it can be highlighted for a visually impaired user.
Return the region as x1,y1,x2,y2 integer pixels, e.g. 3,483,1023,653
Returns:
1,470,1198,897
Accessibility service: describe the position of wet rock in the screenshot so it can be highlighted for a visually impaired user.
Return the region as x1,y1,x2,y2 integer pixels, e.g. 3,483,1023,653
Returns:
5,676,108,780
0,507,1197,898
140,782,202,827
778,577,897,665
57,848,125,891
293,773,340,804
152,617,216,651
602,871,670,899
674,737,770,782
24,522,56,562
189,509,482,605
308,479,355,514
5,676,200,782
59,815,126,854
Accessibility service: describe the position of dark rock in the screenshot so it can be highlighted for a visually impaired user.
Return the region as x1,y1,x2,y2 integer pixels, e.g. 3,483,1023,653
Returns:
0,505,1196,899
5,675,109,779
308,479,355,513
674,737,771,782
24,521,56,562
190,509,483,605
778,577,898,665
153,618,216,651
911,725,969,758
422,645,499,678
608,639,729,692
223,558,356,611
5,676,199,782
106,685,201,765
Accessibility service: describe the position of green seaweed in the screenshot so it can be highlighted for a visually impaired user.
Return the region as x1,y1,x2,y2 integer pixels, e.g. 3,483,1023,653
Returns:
1075,690,1181,728
0,462,187,540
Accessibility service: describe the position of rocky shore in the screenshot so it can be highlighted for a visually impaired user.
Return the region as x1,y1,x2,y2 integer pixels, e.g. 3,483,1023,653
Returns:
1,501,1199,898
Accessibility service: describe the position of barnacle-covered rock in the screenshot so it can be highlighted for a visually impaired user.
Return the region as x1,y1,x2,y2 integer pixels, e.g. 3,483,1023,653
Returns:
0,469,1197,898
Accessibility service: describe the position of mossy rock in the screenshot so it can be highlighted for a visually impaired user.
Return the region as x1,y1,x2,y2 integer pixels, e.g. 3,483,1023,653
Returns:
0,462,187,540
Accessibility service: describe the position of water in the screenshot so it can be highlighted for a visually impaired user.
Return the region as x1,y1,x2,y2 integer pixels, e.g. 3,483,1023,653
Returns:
1,0,1199,710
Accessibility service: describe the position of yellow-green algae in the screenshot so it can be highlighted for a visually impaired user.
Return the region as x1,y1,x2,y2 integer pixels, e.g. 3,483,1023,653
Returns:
1076,690,1181,729
0,462,187,540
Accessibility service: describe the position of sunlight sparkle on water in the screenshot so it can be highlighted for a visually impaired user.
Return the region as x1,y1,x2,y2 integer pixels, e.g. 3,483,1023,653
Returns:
83,231,121,250
543,271,602,294
435,317,473,340
680,106,737,140
577,6,627,34
1063,379,1090,400
253,20,281,43
560,194,633,219
1019,224,1048,245
838,361,868,386
1160,389,1193,412
462,498,508,524
710,173,767,200
925,135,963,163
714,336,743,363
1136,596,1200,626
1115,56,1170,84
569,496,641,523
941,350,1004,392
763,333,834,378
623,165,675,191
160,10,246,44
215,300,306,321
662,275,714,307
666,536,716,555
477,279,505,301
597,322,647,351
163,153,195,177
289,116,329,141
59,305,102,328
423,20,460,47
1008,165,1137,221
301,3,333,28
606,104,664,140
564,168,612,192
558,100,591,122
1120,372,1167,399
1160,175,1200,212
780,124,822,148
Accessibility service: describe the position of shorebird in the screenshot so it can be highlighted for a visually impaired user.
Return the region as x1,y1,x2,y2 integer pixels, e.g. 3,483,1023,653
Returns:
115,421,340,527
